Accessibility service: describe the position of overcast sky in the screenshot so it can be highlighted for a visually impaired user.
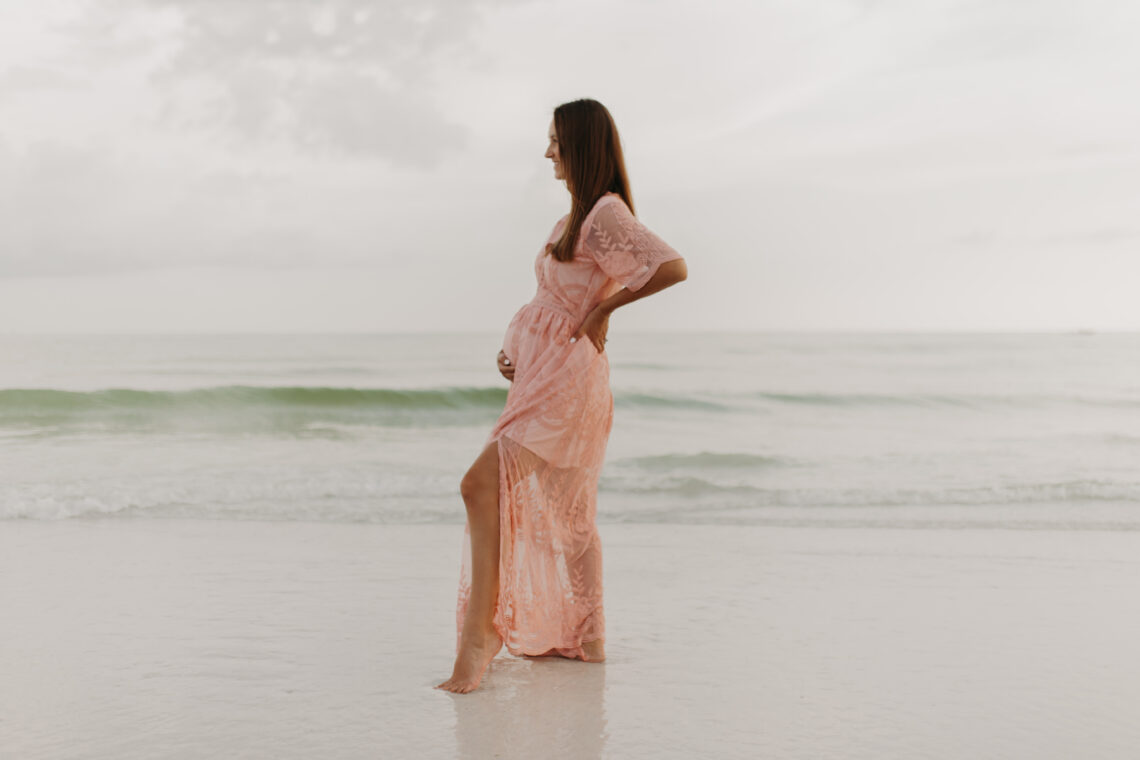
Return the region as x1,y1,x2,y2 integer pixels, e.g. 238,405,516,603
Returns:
1,0,1137,333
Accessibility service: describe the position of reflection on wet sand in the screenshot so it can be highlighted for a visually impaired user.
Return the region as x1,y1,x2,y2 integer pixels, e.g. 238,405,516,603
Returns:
450,654,606,760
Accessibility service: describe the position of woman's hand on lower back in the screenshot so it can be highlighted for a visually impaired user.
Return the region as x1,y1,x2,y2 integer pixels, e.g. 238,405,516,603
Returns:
497,350,515,382
570,307,610,354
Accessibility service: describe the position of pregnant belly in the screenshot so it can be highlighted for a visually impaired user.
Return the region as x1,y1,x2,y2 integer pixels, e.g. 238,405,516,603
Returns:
501,306,528,363
501,301,576,367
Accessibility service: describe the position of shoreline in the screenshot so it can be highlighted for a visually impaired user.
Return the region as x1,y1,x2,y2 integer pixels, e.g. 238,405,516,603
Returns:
3,519,1139,759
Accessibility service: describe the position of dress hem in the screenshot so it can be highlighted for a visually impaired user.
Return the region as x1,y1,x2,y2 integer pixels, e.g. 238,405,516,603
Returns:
503,637,606,663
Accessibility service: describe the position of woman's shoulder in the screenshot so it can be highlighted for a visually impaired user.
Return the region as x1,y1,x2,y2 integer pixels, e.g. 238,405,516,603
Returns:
594,191,623,209
583,192,626,225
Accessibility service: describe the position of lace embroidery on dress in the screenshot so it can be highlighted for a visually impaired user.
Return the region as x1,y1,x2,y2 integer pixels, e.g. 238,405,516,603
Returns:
581,197,682,292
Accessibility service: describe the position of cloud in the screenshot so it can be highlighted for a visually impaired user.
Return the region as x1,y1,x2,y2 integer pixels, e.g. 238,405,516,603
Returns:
0,139,367,277
54,0,541,166
722,0,1140,184
0,65,82,92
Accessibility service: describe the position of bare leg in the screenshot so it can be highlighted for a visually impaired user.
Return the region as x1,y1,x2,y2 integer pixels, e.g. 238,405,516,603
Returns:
435,441,503,693
582,640,606,662
576,530,606,662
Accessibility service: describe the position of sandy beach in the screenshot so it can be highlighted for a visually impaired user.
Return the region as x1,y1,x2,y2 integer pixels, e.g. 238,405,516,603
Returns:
2,519,1138,759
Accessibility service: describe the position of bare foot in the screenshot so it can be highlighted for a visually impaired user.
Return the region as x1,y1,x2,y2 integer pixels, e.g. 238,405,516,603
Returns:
582,639,606,662
435,628,503,694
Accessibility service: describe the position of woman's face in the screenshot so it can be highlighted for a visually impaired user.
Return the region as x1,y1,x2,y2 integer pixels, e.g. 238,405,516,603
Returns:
544,119,564,181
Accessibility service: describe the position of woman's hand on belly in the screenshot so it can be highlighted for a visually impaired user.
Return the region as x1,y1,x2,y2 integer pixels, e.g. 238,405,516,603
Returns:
497,350,515,382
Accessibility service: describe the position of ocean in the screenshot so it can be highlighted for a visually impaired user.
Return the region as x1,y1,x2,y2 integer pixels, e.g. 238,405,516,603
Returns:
2,331,1138,528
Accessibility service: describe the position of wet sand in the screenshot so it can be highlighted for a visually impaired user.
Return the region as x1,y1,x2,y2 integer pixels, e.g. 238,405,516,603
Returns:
2,519,1139,759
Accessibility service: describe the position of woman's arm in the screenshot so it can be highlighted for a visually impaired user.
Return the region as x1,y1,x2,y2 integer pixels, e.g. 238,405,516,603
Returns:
571,258,687,351
597,258,687,316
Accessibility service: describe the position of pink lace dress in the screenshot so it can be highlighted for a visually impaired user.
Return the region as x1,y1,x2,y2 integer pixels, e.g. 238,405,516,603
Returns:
455,191,683,660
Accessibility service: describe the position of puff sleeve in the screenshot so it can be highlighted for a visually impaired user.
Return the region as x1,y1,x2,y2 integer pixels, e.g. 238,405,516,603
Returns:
581,198,683,292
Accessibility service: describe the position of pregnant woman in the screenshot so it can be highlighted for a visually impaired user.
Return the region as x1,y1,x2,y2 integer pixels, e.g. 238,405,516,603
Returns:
436,98,688,694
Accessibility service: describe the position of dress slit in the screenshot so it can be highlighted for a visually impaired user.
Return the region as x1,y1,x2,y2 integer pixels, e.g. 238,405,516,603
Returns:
456,434,605,661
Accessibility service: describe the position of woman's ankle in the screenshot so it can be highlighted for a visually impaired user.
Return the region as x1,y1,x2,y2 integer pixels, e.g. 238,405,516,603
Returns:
461,621,500,644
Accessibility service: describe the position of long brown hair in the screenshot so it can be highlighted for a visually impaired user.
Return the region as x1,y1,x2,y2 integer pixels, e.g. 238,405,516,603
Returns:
546,99,634,262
